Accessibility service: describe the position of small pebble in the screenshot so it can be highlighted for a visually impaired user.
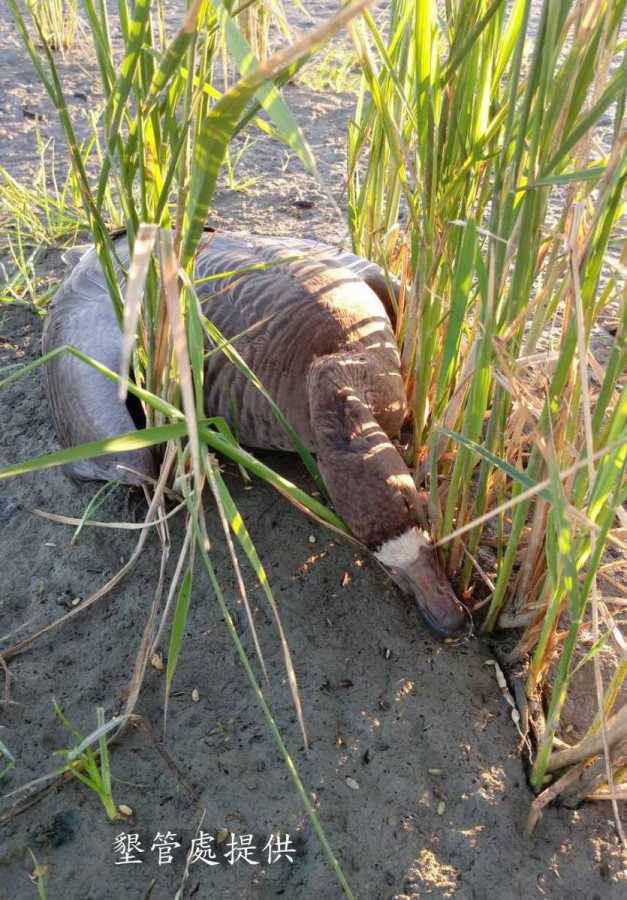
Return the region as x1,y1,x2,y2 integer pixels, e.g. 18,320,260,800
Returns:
0,496,19,523
309,535,316,544
345,777,360,790
71,597,81,607
192,688,200,702
292,198,315,210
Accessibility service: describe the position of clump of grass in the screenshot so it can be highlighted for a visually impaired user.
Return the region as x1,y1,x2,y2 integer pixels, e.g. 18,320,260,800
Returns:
3,704,132,822
0,237,53,314
297,42,361,94
0,124,123,254
347,0,626,827
27,0,79,53
52,703,120,821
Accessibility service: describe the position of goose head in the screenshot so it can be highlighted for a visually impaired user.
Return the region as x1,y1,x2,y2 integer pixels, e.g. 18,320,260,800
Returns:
373,525,468,638
308,350,468,639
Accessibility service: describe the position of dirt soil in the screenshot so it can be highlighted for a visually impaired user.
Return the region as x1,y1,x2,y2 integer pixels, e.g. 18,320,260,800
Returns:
0,3,625,899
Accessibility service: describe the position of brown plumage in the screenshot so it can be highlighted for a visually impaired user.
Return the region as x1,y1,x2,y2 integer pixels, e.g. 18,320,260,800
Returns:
43,230,467,636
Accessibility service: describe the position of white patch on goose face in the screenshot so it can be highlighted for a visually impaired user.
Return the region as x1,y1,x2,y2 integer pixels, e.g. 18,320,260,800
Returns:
374,526,431,569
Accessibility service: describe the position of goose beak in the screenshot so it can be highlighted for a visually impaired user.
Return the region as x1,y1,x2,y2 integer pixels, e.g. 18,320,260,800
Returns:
391,545,470,639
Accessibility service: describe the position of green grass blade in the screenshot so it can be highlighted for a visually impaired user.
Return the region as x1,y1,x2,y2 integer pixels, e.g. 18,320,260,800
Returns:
212,467,308,748
165,565,194,695
0,422,188,482
71,481,120,545
214,0,319,175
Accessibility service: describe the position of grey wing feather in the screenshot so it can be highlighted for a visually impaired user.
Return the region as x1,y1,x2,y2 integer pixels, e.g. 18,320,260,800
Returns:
43,243,156,484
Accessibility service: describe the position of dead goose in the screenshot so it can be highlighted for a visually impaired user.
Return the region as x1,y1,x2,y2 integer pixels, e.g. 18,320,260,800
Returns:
43,230,467,637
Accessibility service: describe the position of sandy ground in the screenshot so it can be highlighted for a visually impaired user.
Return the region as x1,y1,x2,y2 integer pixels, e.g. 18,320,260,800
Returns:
0,2,625,899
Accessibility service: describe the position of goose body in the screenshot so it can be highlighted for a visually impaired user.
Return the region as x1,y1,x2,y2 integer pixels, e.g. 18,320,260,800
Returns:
43,231,467,636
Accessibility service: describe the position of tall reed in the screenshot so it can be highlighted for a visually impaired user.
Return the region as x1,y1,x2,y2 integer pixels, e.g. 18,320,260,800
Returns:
347,0,626,812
